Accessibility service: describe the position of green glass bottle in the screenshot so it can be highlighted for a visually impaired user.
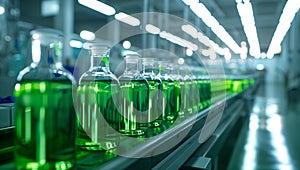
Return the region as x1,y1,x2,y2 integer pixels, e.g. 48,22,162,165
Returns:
195,68,204,111
118,54,147,136
141,58,162,128
76,44,120,150
14,29,76,169
173,64,185,117
157,61,176,121
180,66,194,116
202,75,211,108
231,79,243,93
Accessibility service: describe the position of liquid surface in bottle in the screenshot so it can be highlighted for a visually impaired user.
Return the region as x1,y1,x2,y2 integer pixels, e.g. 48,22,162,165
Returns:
14,80,76,170
76,80,120,150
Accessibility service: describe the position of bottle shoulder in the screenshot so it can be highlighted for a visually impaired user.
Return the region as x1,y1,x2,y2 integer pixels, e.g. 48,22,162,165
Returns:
17,64,75,84
80,70,118,81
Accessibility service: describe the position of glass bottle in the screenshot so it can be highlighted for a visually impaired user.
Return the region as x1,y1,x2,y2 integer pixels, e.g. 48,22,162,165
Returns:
167,62,181,121
76,43,120,150
156,60,176,122
179,66,194,116
189,67,200,114
172,62,185,118
14,28,76,169
203,74,212,107
118,54,146,136
141,58,162,128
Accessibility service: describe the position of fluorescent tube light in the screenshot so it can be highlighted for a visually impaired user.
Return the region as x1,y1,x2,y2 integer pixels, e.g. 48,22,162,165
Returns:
236,0,260,57
0,6,4,15
189,2,241,54
145,24,160,34
80,30,95,41
224,48,232,60
267,0,300,58
159,31,198,51
181,24,198,38
70,40,83,48
115,12,140,26
78,0,115,16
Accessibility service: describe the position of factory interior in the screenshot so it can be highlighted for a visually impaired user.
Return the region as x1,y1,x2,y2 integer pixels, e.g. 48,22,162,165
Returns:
0,0,299,169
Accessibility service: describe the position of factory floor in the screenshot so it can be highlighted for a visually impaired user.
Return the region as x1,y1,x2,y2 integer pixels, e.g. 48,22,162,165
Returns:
227,82,300,170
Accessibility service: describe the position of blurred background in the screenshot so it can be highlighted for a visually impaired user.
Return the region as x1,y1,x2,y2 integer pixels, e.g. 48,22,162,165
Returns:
0,0,298,96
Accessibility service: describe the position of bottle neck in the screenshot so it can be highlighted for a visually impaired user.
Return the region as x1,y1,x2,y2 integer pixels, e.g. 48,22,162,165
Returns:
124,60,139,74
34,40,63,68
142,63,155,75
90,52,110,72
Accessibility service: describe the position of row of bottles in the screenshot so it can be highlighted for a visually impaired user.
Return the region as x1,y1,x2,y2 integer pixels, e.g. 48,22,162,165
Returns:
75,46,214,152
13,28,254,169
226,77,255,93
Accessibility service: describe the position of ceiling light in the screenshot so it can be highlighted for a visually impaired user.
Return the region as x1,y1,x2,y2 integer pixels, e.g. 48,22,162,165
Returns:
201,49,210,57
122,40,131,49
42,0,59,16
181,24,198,38
267,0,300,58
198,32,225,55
198,33,211,47
178,58,185,65
256,64,264,70
186,48,193,56
80,30,95,41
224,48,232,60
240,41,248,59
236,0,260,57
189,3,241,54
70,40,83,48
115,12,140,26
145,24,160,34
0,5,5,15
159,31,198,51
78,0,115,16
261,52,266,59
209,48,217,60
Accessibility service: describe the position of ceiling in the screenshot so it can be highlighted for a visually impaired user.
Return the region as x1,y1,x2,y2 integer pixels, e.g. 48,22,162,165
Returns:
19,0,286,54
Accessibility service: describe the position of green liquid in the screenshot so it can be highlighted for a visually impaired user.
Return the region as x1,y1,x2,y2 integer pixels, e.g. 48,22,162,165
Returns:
161,80,176,121
231,80,243,93
118,80,148,136
243,79,249,89
146,80,162,127
197,79,211,109
76,80,120,150
250,78,255,85
14,81,76,170
191,80,199,114
226,79,232,92
174,81,181,117
180,80,200,116
197,79,204,110
178,81,186,117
